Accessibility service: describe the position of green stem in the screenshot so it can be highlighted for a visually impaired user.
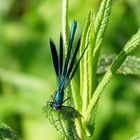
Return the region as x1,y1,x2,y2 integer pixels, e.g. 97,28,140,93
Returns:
62,0,84,138
62,0,70,49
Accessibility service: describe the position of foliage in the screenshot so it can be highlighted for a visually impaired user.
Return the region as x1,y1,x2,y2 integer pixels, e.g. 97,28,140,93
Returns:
0,123,19,140
0,0,140,140
44,0,140,139
98,55,140,75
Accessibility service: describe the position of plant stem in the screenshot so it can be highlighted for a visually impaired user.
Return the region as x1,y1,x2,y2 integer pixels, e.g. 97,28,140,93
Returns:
62,0,70,49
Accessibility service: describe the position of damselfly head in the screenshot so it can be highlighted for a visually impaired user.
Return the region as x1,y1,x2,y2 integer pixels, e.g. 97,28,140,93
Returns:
50,102,61,110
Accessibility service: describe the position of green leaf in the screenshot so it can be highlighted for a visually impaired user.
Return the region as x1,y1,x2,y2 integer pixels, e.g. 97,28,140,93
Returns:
97,55,140,75
85,27,140,125
80,0,112,136
88,0,112,98
93,0,112,46
79,11,94,114
44,105,81,140
0,123,19,140
118,56,140,75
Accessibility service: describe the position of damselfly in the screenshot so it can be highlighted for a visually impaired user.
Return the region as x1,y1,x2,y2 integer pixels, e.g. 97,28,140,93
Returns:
49,20,87,110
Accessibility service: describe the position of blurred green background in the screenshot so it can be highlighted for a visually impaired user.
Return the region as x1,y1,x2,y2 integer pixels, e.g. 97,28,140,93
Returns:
0,0,140,140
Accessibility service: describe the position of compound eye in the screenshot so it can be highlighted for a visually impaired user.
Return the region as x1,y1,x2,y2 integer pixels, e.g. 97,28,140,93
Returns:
57,104,61,109
50,102,53,106
52,103,58,110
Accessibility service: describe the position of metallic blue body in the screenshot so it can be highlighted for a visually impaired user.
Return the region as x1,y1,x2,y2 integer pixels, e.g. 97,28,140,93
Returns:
49,20,87,110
